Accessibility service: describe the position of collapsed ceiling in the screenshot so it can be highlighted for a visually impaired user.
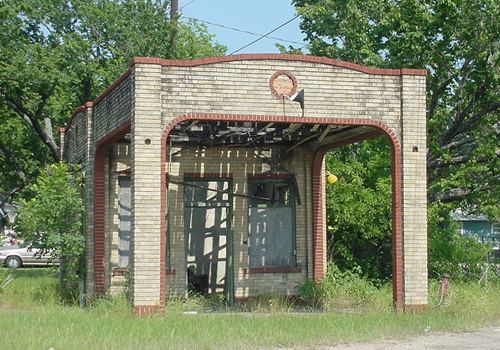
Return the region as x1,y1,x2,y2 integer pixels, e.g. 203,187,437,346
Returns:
168,120,379,151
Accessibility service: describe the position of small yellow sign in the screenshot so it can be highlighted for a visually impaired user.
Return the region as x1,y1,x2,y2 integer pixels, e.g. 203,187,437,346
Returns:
326,173,338,185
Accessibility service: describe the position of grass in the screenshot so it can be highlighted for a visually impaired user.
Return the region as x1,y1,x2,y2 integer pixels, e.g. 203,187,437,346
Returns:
0,268,500,350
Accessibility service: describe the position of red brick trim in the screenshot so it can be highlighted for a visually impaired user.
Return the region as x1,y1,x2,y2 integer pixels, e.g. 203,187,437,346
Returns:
161,113,405,310
244,267,302,274
93,147,106,295
247,173,292,179
133,305,163,317
69,55,425,131
96,121,132,147
391,142,404,310
112,267,128,277
269,70,298,99
183,172,233,179
132,54,427,76
311,133,403,309
93,121,131,296
93,69,132,106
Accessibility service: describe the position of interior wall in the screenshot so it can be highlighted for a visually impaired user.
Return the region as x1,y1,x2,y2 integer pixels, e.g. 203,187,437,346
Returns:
104,143,131,293
166,145,313,298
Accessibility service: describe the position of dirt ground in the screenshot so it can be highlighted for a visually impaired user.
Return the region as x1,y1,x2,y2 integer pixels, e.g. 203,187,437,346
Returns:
276,325,500,350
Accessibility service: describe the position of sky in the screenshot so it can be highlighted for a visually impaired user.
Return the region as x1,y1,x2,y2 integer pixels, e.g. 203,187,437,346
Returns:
178,0,307,54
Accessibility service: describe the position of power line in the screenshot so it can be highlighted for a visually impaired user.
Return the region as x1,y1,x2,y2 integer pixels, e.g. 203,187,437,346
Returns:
184,15,306,47
180,0,195,11
229,14,302,55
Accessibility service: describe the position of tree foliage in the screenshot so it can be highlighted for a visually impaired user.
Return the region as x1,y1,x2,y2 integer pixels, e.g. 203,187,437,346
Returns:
0,0,225,204
427,203,491,279
292,0,499,212
16,163,84,298
291,0,499,278
325,138,392,280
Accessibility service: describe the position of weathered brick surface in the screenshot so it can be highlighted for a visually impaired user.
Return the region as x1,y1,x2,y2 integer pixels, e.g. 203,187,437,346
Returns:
93,74,133,142
63,55,427,311
130,64,163,307
401,75,428,306
64,109,88,164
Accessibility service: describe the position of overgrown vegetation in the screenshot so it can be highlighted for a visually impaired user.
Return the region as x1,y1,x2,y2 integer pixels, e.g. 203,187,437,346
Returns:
291,0,499,283
325,138,392,281
15,163,84,300
325,137,495,282
428,204,493,280
298,263,391,311
0,0,226,210
1,268,500,350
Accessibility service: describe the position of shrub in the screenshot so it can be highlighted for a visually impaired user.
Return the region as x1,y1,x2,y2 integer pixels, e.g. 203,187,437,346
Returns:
298,263,386,310
428,203,491,280
16,163,84,301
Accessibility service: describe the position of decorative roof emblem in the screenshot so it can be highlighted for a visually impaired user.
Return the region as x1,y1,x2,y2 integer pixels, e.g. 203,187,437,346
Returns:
269,71,297,99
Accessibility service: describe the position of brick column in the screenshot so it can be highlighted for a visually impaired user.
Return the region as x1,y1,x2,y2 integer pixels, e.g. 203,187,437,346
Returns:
130,63,163,315
400,74,428,309
311,150,327,281
83,104,95,297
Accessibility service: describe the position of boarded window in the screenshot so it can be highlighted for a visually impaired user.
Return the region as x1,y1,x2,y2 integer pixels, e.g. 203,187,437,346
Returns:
248,179,295,267
118,176,131,267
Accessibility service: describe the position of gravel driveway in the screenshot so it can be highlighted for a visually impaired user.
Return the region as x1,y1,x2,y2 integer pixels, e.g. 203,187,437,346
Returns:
271,325,500,350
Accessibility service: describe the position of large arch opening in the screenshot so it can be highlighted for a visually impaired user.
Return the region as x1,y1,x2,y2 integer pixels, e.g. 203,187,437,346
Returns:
314,137,402,308
160,113,403,309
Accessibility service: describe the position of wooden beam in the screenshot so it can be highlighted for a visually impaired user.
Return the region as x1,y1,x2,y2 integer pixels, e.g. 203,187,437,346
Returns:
181,120,199,132
286,132,322,153
283,123,301,136
314,125,334,146
242,123,274,146
313,126,379,150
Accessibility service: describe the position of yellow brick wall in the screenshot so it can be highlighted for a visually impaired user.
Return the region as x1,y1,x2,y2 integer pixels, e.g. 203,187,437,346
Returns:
166,145,313,297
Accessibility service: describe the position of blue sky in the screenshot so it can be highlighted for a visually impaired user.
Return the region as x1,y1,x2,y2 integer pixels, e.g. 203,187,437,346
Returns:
179,0,307,54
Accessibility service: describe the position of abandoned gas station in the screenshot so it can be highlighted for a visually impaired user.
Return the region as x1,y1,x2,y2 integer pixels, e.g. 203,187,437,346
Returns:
61,54,428,315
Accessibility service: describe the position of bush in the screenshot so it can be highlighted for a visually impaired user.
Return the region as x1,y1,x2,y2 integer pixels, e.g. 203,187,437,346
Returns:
428,203,491,280
325,139,393,281
298,263,388,310
16,163,84,301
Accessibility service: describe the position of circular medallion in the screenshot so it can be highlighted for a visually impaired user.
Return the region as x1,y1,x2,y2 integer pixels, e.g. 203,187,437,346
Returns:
269,71,297,99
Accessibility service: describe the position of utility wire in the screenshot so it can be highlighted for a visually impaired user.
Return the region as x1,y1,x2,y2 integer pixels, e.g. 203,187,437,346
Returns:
180,0,195,11
229,14,302,55
183,15,305,47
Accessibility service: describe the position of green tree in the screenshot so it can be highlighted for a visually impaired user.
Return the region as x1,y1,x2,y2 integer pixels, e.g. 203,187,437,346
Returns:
291,0,499,213
325,138,392,281
0,0,225,205
289,0,499,279
16,163,84,299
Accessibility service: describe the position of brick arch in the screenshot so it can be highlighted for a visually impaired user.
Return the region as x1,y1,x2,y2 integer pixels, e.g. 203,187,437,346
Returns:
160,113,403,310
311,136,403,308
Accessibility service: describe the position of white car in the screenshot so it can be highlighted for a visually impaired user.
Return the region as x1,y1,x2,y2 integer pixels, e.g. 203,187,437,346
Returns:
0,241,56,268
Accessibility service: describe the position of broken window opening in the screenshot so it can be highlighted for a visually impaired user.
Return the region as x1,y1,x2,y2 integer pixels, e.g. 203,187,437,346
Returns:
248,178,296,268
